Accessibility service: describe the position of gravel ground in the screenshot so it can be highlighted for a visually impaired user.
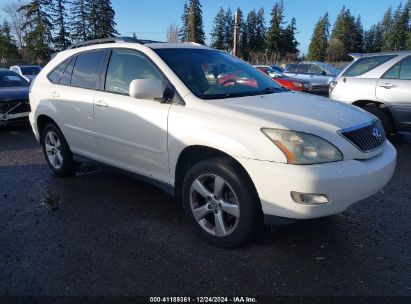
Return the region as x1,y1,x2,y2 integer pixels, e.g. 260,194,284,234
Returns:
0,124,410,298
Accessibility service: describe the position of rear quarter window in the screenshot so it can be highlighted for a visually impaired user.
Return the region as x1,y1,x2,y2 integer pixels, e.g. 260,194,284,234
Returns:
342,55,397,77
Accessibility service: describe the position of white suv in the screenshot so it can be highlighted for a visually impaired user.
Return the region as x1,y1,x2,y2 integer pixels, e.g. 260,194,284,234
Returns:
29,38,397,247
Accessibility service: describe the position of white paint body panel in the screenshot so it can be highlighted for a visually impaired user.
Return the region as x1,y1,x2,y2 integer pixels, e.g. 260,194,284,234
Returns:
29,42,397,220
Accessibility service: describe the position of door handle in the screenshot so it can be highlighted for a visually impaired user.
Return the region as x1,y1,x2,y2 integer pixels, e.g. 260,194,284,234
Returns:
95,100,109,107
50,91,60,98
379,83,397,89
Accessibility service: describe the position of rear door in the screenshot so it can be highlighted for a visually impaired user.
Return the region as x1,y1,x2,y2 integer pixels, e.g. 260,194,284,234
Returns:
376,56,411,130
47,49,106,160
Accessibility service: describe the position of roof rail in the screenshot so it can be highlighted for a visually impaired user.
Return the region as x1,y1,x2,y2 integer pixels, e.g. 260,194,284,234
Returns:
67,37,163,50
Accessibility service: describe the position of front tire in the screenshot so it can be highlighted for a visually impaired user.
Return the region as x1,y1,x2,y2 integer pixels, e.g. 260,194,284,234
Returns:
182,157,262,247
42,123,76,176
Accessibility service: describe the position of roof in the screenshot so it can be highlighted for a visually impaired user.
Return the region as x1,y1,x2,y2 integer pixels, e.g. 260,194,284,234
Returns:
349,50,411,59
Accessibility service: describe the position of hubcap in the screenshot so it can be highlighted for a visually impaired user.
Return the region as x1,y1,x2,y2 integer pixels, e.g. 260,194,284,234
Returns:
189,174,240,237
45,131,63,169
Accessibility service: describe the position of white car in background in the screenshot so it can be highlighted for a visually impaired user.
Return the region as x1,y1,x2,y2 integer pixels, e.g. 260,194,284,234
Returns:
329,51,411,134
29,38,396,247
10,65,42,82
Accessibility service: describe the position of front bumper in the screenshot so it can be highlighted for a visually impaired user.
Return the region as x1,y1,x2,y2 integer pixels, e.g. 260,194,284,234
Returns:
0,101,30,126
235,141,397,219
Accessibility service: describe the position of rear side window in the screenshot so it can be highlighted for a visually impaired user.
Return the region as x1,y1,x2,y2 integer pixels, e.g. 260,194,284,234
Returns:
285,65,297,73
59,57,76,85
48,59,70,83
382,56,411,80
295,64,309,74
343,55,397,77
71,50,105,90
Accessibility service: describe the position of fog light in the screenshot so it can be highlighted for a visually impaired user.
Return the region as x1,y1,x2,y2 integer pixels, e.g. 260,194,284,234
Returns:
291,192,329,205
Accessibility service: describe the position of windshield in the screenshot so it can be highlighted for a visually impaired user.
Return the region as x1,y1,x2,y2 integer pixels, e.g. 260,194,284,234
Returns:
154,48,284,99
21,66,41,76
0,71,29,87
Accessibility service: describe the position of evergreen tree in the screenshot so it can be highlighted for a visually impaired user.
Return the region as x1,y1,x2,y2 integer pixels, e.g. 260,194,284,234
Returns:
210,7,225,49
71,0,90,42
0,21,20,60
179,2,189,42
19,0,53,59
351,15,364,52
307,13,329,61
51,0,70,50
381,7,393,51
364,24,383,52
254,8,266,53
88,0,118,39
282,17,299,55
237,8,249,59
391,4,409,50
266,0,284,60
223,8,234,51
245,10,257,54
330,6,358,57
180,0,205,43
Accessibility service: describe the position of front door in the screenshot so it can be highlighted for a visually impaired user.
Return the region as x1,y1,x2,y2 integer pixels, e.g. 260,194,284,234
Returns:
93,48,171,183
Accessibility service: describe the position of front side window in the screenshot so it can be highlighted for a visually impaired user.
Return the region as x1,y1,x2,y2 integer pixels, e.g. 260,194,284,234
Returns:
154,48,283,99
309,64,323,75
105,49,163,95
71,50,105,90
295,64,310,74
343,55,397,77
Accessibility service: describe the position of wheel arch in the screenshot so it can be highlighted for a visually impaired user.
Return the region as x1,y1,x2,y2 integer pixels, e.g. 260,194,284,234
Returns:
352,100,396,130
37,115,58,143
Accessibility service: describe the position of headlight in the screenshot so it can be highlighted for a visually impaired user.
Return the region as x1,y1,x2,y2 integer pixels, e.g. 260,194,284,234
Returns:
329,80,337,93
261,129,343,165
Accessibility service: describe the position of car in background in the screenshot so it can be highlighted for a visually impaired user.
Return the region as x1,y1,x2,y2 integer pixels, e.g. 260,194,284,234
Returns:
329,51,411,134
10,65,42,82
270,65,283,72
283,61,340,94
255,65,311,92
0,69,30,126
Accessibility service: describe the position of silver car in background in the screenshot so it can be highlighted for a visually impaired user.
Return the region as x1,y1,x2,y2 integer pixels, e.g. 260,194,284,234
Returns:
283,61,340,94
329,51,411,134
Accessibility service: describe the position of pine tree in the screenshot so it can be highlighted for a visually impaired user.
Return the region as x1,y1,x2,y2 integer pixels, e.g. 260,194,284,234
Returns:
254,8,266,53
210,7,225,49
330,6,358,57
179,2,189,42
266,0,284,60
88,0,118,39
71,0,90,42
19,0,53,59
186,0,205,43
236,8,248,59
51,0,70,50
381,7,393,51
282,17,299,56
351,15,364,53
0,21,20,60
391,4,409,50
223,8,234,51
307,13,329,61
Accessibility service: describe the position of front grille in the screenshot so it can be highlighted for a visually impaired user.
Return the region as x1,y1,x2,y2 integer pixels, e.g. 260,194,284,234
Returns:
340,120,386,152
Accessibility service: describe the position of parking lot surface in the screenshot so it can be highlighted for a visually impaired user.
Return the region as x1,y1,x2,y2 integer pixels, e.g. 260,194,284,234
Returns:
1,125,411,297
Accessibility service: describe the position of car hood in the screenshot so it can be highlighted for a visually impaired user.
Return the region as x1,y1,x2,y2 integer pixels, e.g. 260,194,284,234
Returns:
210,91,373,132
0,87,29,102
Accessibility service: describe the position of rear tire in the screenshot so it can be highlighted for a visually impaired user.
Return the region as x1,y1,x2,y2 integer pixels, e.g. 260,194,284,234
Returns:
362,105,393,135
182,157,262,248
41,123,76,177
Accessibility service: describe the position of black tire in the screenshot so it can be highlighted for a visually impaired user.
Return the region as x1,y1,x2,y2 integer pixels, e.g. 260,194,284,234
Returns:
41,123,76,176
182,157,262,248
362,105,393,135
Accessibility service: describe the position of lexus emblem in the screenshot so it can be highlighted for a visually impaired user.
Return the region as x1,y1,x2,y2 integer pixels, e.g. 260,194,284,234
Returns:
372,128,383,139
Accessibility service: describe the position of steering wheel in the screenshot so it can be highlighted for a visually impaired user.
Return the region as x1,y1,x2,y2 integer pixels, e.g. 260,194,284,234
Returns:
221,78,237,86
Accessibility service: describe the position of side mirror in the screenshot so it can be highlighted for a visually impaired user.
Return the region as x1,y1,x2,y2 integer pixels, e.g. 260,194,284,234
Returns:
321,71,327,76
129,79,165,100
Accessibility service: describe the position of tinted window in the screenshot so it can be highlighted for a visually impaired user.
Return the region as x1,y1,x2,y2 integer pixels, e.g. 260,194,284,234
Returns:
309,64,323,74
399,57,411,80
71,50,105,89
105,49,163,95
295,64,310,74
383,64,400,79
155,48,283,99
59,57,76,85
343,55,397,77
0,71,29,87
48,59,70,83
285,65,297,73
